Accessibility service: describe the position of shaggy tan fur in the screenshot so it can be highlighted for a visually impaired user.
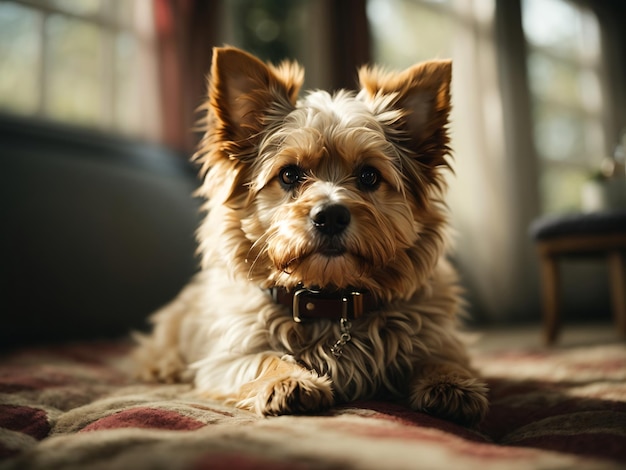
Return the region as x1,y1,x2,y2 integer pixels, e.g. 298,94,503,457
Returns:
134,47,489,426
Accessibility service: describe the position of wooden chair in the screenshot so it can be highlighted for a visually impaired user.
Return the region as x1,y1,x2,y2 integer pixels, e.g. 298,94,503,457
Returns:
530,210,626,345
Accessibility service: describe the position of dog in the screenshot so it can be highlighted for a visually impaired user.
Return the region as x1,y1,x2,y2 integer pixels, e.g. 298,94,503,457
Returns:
133,46,489,426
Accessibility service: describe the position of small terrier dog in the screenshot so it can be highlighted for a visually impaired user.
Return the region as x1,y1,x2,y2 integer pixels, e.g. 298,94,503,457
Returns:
134,46,488,426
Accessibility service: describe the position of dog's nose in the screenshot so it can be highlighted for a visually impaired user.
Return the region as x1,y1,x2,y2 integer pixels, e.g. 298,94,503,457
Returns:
310,204,351,236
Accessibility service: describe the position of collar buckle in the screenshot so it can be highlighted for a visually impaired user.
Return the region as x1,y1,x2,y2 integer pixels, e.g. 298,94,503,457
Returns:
270,286,374,322
290,288,364,322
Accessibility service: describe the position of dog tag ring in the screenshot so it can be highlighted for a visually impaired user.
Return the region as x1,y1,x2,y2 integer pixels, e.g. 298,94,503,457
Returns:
330,316,352,358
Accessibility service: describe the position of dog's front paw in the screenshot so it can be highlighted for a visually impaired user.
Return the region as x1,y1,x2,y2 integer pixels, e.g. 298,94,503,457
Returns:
409,364,488,427
258,372,334,416
236,357,334,416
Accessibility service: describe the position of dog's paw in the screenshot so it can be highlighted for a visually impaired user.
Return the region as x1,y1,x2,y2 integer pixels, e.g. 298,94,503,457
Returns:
409,367,489,427
259,373,334,416
235,358,334,416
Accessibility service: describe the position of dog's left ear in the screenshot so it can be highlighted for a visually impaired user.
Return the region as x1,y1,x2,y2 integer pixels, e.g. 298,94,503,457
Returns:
358,60,452,160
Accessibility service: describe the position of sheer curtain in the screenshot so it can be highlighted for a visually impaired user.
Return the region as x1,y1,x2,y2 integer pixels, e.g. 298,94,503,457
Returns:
368,0,541,322
450,0,544,322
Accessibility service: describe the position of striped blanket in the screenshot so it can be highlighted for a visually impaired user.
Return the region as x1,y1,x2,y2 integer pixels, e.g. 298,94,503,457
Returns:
1,340,625,469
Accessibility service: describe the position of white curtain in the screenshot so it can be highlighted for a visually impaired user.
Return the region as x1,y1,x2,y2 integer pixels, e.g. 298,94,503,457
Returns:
447,0,540,322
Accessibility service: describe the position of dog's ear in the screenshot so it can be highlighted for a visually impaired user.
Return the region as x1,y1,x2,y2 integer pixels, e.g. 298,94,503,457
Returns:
209,47,303,143
358,60,451,164
196,47,303,207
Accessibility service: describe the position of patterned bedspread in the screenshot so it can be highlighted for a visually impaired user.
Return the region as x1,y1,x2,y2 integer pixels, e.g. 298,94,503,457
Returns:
1,340,625,469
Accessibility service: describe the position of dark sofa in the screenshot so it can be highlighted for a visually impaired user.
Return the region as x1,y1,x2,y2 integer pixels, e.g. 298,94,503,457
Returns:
0,114,201,348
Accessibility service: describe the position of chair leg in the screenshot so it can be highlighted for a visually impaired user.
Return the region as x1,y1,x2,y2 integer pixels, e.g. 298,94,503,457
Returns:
608,251,626,338
540,255,561,345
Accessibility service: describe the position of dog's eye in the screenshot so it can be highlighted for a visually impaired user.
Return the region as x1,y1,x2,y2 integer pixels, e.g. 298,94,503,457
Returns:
358,166,382,191
278,165,304,190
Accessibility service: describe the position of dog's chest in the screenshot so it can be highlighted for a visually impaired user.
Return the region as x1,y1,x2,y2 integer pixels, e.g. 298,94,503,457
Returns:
286,313,420,400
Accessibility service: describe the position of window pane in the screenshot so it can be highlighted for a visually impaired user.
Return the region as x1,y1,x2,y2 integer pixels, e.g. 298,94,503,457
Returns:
523,0,605,214
115,32,140,134
0,3,41,114
522,0,585,56
50,0,102,17
112,0,136,28
540,164,589,214
578,68,602,113
367,0,453,69
527,53,602,116
532,101,587,162
45,14,103,126
527,52,581,107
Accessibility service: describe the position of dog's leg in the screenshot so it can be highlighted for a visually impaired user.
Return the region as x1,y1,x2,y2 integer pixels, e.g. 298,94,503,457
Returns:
227,356,334,416
132,308,190,383
408,361,488,426
132,283,203,384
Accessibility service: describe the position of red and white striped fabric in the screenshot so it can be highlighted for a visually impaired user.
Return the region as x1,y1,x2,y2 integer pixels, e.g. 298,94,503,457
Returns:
1,341,625,469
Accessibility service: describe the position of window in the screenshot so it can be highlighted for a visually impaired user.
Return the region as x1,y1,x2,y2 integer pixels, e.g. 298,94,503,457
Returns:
0,0,159,140
224,0,309,65
522,0,605,214
219,0,329,90
367,0,454,69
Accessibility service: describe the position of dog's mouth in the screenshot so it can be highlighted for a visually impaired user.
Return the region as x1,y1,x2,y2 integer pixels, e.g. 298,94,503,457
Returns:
318,238,347,257
277,240,357,273
320,247,345,257
268,235,380,291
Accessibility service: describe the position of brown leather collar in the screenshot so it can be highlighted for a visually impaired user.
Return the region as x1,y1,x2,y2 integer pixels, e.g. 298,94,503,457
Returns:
270,286,378,322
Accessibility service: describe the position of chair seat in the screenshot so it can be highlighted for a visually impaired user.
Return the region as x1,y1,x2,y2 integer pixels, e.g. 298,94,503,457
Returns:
530,210,626,344
530,210,626,240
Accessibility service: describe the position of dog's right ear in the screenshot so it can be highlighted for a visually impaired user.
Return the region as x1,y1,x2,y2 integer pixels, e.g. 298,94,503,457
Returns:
195,47,303,207
209,47,303,144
